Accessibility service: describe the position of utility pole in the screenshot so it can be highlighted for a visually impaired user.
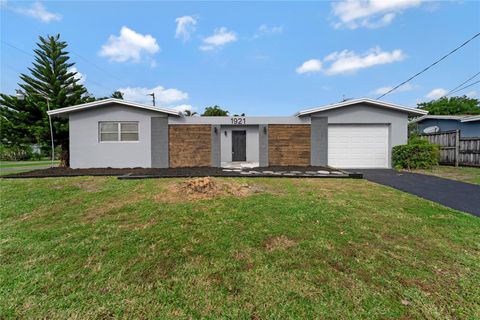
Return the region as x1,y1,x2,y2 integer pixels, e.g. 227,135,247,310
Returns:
16,89,55,166
147,93,155,106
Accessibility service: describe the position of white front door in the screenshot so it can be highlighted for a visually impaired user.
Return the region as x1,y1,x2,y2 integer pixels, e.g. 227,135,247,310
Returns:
328,124,389,168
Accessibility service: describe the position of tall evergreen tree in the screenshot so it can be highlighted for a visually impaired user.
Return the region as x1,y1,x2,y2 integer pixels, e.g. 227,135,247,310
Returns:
0,34,89,165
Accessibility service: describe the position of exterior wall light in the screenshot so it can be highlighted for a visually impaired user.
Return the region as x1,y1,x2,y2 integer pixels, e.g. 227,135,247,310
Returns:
214,127,218,134
263,126,267,134
224,130,227,136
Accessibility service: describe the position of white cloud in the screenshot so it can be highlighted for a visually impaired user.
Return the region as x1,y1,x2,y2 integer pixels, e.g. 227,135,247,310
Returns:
175,16,197,42
117,85,188,105
252,24,283,39
466,90,478,98
99,26,160,63
200,27,237,51
332,0,422,29
296,59,322,74
324,47,405,75
426,88,448,100
172,104,197,113
13,1,62,23
68,67,86,85
373,82,415,95
297,47,405,75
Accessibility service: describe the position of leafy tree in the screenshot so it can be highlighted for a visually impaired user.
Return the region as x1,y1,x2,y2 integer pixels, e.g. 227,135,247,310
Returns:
110,91,124,99
0,34,90,165
418,96,480,115
183,110,197,116
202,105,229,116
233,113,245,116
96,91,124,101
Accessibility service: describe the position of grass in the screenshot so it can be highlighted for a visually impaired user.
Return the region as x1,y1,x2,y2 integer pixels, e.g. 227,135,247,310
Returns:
0,160,60,176
0,160,60,169
412,165,480,185
1,177,479,319
0,169,32,176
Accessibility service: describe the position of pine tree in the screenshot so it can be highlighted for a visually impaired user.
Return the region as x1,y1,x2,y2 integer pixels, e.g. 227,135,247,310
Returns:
0,34,89,165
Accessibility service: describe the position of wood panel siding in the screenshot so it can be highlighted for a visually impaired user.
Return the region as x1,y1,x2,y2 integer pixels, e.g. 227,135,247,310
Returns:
169,125,212,167
268,124,311,166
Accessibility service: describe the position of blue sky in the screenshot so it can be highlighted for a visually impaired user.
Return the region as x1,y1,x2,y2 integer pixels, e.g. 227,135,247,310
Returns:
1,0,479,115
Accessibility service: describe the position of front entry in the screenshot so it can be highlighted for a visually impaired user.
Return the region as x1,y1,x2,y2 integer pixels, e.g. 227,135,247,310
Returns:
232,130,247,161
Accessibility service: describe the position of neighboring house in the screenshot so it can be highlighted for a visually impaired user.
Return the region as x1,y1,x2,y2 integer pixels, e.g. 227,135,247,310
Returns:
410,115,480,137
47,98,426,169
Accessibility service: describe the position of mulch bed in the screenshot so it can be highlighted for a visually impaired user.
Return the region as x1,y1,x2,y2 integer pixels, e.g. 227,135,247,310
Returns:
2,166,362,179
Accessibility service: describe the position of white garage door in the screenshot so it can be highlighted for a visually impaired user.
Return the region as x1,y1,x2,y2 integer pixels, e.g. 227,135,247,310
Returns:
328,124,389,168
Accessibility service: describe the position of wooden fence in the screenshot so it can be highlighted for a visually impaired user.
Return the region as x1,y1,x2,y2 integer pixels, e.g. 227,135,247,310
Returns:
422,130,480,167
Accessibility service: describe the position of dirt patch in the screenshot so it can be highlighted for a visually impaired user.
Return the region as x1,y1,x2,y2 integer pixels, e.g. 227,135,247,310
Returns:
155,177,263,202
264,235,298,252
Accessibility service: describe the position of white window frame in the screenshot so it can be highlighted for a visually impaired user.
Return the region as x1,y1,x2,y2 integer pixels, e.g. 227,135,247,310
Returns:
98,121,139,143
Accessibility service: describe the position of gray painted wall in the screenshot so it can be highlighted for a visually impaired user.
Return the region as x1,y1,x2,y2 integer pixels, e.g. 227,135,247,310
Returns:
417,119,480,137
258,124,268,167
211,125,221,167
169,116,310,125
310,117,328,166
151,117,169,168
69,105,167,168
220,125,259,163
309,103,408,167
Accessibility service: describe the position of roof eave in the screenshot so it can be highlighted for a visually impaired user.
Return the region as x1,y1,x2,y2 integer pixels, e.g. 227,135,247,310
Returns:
47,98,182,117
296,98,428,117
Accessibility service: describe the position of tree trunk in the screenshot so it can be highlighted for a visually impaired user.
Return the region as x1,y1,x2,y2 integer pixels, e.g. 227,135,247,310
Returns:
60,150,69,167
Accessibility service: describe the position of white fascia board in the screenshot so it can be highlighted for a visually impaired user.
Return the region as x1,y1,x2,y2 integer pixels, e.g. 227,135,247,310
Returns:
410,115,475,124
296,98,428,117
461,115,480,122
47,98,182,116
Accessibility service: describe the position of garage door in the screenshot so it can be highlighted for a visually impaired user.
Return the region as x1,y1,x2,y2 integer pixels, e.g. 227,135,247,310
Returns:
328,124,389,168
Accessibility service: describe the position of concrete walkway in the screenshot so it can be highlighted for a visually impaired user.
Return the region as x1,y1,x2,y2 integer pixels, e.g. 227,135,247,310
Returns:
353,169,480,217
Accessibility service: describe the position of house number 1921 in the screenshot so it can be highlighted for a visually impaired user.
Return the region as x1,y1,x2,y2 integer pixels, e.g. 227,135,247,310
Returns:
231,117,246,125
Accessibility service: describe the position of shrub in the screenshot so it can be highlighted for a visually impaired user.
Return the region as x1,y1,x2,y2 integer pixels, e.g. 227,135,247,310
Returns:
0,144,34,161
392,137,439,170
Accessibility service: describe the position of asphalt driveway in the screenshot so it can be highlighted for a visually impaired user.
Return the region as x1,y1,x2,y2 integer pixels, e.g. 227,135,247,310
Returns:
351,169,480,217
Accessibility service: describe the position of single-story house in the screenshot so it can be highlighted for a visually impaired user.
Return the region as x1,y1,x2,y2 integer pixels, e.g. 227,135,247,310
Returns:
47,98,427,169
410,115,480,137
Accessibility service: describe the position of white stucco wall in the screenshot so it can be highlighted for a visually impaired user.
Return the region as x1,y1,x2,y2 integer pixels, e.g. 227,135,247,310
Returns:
220,125,259,163
69,105,166,168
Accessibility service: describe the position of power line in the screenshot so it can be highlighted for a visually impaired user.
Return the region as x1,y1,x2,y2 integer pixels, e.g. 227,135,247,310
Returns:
70,51,124,82
377,32,480,99
1,40,34,57
446,79,480,97
441,71,480,98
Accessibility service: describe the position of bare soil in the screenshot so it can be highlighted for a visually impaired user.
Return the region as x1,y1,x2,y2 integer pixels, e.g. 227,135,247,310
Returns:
2,166,341,178
155,177,263,202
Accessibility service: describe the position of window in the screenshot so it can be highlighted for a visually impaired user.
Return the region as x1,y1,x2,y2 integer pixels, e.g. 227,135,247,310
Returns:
99,122,138,142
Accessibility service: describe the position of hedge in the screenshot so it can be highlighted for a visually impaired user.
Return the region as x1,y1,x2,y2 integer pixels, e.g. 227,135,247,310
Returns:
392,137,439,170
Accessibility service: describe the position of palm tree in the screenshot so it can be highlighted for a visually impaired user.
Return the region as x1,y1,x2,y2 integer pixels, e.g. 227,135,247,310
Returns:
183,110,198,116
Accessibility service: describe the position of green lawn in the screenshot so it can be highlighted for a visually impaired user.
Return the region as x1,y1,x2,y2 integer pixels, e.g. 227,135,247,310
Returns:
0,160,60,176
1,177,479,319
412,165,480,185
0,160,60,169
